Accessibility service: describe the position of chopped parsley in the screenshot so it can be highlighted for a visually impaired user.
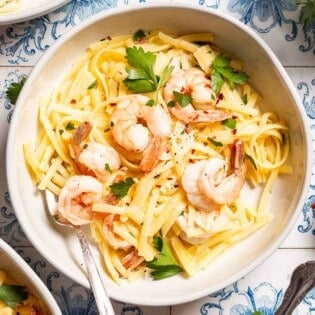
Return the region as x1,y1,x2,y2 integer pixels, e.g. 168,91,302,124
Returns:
208,137,223,147
0,284,28,309
211,54,249,93
133,29,146,41
65,122,75,130
222,118,237,129
104,163,112,173
123,47,173,101
146,99,155,107
109,177,135,199
87,80,98,89
146,236,183,280
242,93,248,105
252,311,263,315
6,76,27,105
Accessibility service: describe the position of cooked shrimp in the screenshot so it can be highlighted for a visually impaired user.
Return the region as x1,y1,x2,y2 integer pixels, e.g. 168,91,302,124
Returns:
71,121,121,181
181,140,246,210
111,95,171,172
181,161,219,211
102,213,131,249
121,249,144,270
164,67,230,123
57,175,103,225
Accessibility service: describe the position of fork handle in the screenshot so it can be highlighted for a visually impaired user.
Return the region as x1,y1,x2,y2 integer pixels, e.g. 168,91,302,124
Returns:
75,226,115,315
275,261,315,315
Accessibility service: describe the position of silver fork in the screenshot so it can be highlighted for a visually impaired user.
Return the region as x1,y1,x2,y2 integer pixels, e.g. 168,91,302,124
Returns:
275,260,315,315
45,190,115,315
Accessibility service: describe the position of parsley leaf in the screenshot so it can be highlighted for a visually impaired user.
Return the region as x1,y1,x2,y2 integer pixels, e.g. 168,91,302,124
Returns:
124,47,158,93
146,236,183,280
6,76,27,105
252,311,263,315
0,285,28,309
156,65,174,92
109,177,135,199
123,47,173,98
172,91,193,107
211,54,249,93
297,0,315,28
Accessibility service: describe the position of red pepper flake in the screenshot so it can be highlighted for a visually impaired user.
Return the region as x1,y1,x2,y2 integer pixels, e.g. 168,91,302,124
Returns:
216,93,224,104
70,99,77,104
167,177,173,180
232,115,238,119
189,159,195,163
174,185,179,188
155,184,162,188
109,102,117,106
311,203,315,209
107,35,112,40
232,129,237,135
191,149,196,154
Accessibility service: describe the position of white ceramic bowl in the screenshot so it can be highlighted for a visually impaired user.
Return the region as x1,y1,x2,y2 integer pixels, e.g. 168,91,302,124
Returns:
6,3,312,306
0,0,70,25
0,238,61,314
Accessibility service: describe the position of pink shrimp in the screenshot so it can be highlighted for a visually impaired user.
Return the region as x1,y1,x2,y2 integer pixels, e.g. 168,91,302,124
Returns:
57,175,103,225
102,213,131,250
181,140,246,210
111,95,171,172
163,67,230,123
71,121,121,182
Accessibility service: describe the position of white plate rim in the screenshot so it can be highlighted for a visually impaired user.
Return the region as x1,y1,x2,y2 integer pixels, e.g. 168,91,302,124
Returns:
6,2,313,306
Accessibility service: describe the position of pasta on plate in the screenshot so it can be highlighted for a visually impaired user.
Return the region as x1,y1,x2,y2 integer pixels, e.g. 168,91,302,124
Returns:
0,270,45,314
0,0,20,13
24,30,291,283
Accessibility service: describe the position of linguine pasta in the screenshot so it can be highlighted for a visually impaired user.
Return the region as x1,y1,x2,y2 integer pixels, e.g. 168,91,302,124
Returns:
24,31,291,282
0,0,20,14
0,270,45,314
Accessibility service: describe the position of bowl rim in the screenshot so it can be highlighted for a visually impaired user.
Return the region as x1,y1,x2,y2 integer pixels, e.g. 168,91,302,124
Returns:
0,238,62,314
0,0,70,25
6,2,313,306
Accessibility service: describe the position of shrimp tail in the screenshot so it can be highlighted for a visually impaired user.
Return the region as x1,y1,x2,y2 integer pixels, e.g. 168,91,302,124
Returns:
72,121,93,157
139,136,167,172
229,139,246,176
189,109,231,123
